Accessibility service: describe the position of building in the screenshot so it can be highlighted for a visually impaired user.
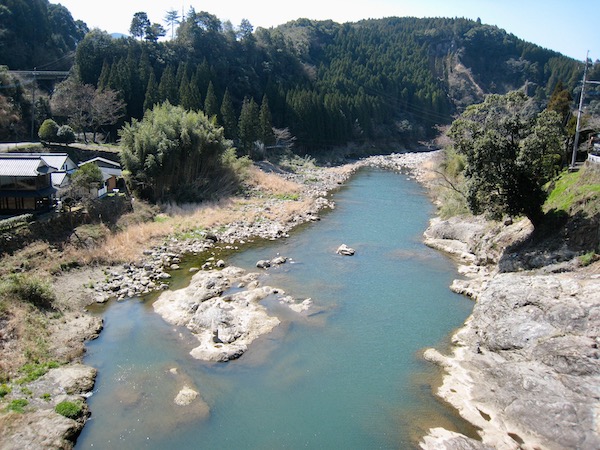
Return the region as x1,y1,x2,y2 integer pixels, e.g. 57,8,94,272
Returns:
0,156,57,215
0,153,77,216
78,157,123,197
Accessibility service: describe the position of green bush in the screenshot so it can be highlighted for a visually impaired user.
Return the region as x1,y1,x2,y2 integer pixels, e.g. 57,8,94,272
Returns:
55,400,83,419
38,119,59,142
0,274,56,310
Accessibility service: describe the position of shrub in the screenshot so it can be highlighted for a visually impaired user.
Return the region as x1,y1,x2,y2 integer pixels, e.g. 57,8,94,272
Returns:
55,400,83,419
56,125,75,144
38,119,59,142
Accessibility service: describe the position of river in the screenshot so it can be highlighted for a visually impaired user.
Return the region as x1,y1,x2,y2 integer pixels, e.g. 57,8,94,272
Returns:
76,167,476,449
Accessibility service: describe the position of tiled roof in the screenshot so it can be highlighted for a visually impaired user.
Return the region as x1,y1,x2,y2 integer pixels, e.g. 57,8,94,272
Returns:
0,153,72,171
0,157,52,177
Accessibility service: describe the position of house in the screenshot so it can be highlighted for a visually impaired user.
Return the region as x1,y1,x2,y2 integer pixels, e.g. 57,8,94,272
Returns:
0,156,57,215
0,152,79,216
79,157,123,197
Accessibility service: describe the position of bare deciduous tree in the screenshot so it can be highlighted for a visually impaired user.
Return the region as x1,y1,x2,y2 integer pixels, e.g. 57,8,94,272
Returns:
51,76,125,143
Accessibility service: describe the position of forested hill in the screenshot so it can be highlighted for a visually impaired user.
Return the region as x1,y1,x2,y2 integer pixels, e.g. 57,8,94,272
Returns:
0,2,589,150
0,0,87,70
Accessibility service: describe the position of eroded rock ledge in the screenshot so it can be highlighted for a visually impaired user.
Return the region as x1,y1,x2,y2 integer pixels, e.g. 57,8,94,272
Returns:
153,266,309,362
421,215,600,450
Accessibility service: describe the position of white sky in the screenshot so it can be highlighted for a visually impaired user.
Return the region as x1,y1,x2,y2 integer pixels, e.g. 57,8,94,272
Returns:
52,0,599,61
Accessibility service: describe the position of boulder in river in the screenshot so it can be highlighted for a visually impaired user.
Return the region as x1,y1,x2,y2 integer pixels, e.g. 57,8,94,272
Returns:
336,244,355,256
153,266,281,362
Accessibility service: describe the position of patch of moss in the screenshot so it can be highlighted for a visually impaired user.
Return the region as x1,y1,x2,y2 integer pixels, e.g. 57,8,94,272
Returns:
17,361,60,384
55,400,83,419
6,398,28,413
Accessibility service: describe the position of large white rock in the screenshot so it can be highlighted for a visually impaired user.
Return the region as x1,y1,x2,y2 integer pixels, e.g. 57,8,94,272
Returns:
154,266,280,362
336,244,355,256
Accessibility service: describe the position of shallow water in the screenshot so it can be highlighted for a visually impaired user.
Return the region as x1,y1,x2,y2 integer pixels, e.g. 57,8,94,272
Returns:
76,168,475,449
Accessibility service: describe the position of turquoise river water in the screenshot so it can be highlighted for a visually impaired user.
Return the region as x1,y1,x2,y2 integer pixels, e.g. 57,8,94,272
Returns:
76,168,476,449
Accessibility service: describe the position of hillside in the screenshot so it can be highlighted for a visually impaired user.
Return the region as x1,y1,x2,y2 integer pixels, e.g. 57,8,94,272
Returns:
0,4,589,151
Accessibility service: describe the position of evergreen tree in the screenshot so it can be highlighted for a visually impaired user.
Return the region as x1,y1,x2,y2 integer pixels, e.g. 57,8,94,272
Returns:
130,12,150,41
164,9,180,40
158,66,178,105
259,94,275,145
220,88,238,140
144,71,159,112
204,81,219,118
238,96,260,157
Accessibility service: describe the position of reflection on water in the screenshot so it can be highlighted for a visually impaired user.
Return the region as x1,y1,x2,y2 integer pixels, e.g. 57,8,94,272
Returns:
77,168,476,449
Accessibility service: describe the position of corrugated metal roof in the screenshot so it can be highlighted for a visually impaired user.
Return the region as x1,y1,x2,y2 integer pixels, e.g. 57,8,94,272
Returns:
0,158,52,177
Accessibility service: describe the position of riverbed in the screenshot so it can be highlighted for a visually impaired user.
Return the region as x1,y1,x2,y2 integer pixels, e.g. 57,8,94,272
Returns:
76,167,476,449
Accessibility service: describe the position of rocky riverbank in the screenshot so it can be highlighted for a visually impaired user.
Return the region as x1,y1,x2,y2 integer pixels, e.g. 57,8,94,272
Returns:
0,151,439,448
420,214,600,450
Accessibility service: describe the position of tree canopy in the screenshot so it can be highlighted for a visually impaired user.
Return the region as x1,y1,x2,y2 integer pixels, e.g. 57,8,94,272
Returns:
449,91,564,227
0,0,87,70
64,14,584,153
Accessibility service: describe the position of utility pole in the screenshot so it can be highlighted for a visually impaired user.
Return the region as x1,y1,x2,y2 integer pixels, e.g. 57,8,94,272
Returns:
570,51,600,169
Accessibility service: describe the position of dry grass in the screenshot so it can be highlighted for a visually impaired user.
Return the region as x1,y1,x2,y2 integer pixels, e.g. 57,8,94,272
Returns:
244,166,303,196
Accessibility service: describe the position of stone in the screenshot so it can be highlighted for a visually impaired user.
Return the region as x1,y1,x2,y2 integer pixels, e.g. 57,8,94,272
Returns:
153,267,280,362
174,385,199,406
271,256,287,265
256,259,271,269
336,244,355,256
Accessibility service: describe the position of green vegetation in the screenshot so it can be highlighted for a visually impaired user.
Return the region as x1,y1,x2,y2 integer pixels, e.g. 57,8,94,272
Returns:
41,393,51,402
4,2,585,150
5,399,28,414
0,214,34,233
17,361,60,384
545,166,600,215
0,274,56,310
120,102,245,202
449,91,564,227
579,251,598,266
0,0,86,70
54,400,83,419
0,384,12,398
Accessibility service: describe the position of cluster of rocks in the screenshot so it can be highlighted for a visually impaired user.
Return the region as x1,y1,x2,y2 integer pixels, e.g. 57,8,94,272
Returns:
421,214,600,450
256,254,288,269
362,151,441,183
153,266,310,362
